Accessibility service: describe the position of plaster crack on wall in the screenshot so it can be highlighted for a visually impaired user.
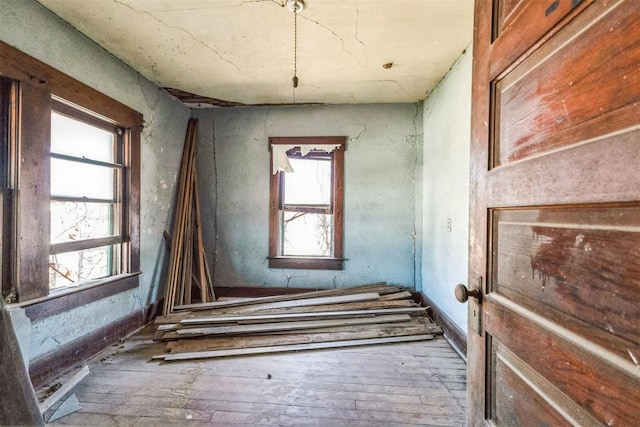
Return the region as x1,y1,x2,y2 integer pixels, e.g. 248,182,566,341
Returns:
130,292,143,312
412,103,420,131
263,107,271,138
137,74,161,144
211,119,218,286
351,123,367,145
411,103,421,290
282,271,309,287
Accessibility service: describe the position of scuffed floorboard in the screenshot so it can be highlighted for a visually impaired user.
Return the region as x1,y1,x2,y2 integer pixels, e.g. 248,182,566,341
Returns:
46,325,466,426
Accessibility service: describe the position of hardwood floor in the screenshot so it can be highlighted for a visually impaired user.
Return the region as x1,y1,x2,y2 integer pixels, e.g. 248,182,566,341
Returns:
45,325,467,426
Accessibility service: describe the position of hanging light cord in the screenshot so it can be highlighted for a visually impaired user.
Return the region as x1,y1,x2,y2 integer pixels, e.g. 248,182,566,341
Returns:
293,4,299,91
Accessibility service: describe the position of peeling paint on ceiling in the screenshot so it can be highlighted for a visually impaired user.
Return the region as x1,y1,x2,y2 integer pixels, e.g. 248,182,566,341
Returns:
36,0,474,106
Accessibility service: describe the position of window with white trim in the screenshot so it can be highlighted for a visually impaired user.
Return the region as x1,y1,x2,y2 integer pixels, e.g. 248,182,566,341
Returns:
269,136,345,270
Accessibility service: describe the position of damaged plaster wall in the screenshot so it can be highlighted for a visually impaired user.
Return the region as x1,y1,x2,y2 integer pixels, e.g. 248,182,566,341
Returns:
196,104,423,290
1,0,190,359
421,47,472,333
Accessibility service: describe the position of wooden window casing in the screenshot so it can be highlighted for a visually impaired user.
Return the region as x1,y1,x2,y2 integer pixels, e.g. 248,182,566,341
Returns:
0,40,141,314
268,136,345,270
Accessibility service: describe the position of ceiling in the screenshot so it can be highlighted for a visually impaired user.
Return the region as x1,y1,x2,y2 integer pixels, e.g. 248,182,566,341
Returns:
37,0,474,106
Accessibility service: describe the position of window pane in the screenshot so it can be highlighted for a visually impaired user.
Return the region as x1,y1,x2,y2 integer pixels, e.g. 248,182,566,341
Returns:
49,244,117,289
51,158,115,199
284,157,331,206
51,201,115,244
51,112,115,162
283,211,333,256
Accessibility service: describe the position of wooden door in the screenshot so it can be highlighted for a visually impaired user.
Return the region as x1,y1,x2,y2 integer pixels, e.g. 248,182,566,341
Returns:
467,0,640,424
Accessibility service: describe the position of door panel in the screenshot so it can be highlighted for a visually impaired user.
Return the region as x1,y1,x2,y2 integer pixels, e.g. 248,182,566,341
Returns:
468,0,640,424
486,299,640,423
493,0,640,166
489,0,593,79
488,130,640,207
492,206,640,347
493,346,576,427
493,339,605,426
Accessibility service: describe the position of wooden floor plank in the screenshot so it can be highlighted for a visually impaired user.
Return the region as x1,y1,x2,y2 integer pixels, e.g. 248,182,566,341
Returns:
72,401,214,421
209,410,419,427
284,405,467,426
46,325,467,426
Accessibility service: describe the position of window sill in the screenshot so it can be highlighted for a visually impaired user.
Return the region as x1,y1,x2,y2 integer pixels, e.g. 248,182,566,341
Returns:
268,257,344,270
9,272,141,321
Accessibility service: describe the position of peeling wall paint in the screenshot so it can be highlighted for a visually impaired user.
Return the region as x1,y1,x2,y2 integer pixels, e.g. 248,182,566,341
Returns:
196,104,423,290
1,0,190,359
421,46,472,333
0,0,468,364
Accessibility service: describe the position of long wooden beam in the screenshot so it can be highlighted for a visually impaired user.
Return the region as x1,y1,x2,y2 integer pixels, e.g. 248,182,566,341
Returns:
155,334,434,361
179,307,427,325
171,314,411,338
173,282,393,311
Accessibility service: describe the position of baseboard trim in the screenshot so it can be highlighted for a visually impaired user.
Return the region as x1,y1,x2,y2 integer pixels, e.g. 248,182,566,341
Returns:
419,292,467,360
29,300,160,388
214,286,324,298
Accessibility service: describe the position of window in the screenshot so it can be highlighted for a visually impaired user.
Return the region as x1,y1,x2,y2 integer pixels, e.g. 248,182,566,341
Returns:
49,100,126,289
269,136,345,270
0,41,141,307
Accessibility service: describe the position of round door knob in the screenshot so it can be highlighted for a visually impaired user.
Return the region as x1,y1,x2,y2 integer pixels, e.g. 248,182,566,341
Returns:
454,284,481,303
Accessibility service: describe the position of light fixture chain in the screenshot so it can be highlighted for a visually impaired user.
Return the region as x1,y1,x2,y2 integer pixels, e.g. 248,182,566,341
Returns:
293,6,298,88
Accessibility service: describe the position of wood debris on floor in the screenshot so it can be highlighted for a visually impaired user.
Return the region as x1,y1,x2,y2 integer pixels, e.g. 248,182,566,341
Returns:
152,282,442,362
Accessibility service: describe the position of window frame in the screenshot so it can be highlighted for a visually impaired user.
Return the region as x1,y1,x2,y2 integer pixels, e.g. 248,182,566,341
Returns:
268,136,345,270
49,99,126,289
0,40,141,313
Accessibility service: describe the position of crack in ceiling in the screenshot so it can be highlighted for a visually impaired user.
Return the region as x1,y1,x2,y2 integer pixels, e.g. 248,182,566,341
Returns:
37,0,474,105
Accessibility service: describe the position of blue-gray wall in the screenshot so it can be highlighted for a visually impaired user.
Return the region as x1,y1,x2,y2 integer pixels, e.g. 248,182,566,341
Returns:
1,0,190,360
2,0,471,363
194,104,424,290
421,47,472,333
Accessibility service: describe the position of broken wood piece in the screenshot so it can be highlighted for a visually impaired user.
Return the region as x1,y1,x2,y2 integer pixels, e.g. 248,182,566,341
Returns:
44,393,81,422
156,334,435,361
171,314,412,338
166,325,433,354
173,282,394,311
179,306,427,326
155,299,415,323
263,319,425,335
38,366,89,414
379,291,413,301
0,295,43,426
177,292,381,312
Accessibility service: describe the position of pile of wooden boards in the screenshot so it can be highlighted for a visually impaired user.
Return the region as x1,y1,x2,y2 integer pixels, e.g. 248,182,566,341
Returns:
152,283,442,362
163,118,215,315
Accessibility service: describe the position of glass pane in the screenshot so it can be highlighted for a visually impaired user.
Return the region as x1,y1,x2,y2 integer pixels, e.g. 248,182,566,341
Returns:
284,157,331,206
283,211,333,256
49,244,117,289
51,158,115,199
51,112,115,162
51,201,116,244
